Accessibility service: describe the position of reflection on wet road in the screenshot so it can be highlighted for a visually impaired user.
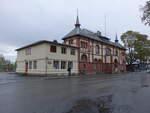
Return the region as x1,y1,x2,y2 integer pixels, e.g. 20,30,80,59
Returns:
0,72,149,113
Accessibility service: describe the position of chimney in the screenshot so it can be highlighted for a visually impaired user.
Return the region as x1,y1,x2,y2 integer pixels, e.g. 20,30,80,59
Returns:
97,31,101,37
53,40,58,43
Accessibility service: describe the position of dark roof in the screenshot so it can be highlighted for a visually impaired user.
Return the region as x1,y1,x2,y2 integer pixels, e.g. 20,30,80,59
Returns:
62,27,126,50
16,40,78,51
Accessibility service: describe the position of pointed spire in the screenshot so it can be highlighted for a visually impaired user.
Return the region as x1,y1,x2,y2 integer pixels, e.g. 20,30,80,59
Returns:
115,33,119,43
75,9,81,28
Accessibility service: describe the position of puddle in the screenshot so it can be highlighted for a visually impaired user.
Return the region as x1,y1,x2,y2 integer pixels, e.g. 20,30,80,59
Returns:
141,84,149,87
66,95,113,113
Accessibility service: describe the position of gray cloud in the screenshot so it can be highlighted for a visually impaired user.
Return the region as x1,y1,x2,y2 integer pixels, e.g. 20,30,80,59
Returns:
0,0,149,61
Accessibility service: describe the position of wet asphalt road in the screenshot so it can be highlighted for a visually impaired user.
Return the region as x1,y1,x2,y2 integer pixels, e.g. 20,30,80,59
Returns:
0,72,150,113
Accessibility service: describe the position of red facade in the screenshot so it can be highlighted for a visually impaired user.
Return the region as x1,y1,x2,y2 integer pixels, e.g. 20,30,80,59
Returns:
64,37,126,74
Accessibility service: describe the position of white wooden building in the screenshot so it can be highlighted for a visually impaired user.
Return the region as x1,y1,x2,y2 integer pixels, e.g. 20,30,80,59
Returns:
16,40,79,75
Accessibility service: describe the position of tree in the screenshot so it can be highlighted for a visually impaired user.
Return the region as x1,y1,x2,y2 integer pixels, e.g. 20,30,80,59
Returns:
141,0,150,26
121,31,137,65
121,31,150,65
0,54,5,64
134,34,150,62
0,54,16,71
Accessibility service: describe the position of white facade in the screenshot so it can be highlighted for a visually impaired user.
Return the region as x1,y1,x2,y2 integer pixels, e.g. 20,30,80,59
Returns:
16,41,79,75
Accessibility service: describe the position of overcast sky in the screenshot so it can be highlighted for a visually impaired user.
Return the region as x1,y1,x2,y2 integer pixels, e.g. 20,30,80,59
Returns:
0,0,149,62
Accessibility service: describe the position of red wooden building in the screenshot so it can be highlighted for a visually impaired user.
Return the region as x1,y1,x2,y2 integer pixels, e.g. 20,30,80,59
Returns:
63,15,126,74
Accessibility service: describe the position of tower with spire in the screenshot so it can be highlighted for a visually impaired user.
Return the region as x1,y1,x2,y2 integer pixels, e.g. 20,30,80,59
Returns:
115,33,119,43
75,10,80,28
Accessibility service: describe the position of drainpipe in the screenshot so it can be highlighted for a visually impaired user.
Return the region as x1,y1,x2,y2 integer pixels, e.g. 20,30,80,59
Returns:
24,60,27,75
45,57,48,76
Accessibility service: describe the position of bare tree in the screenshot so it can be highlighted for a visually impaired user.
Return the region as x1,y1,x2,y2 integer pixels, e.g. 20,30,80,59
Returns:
141,0,150,26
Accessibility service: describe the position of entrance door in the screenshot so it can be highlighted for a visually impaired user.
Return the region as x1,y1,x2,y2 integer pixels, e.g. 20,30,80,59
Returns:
114,59,118,72
25,62,28,73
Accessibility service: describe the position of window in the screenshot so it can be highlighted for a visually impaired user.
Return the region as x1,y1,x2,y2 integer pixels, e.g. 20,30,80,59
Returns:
71,49,76,55
105,48,111,56
29,61,32,69
81,54,88,61
115,50,118,56
94,58,97,62
53,61,59,69
98,59,102,63
81,41,88,48
61,61,66,69
33,61,37,69
50,45,56,53
69,40,73,44
95,45,100,54
68,61,73,69
61,47,67,54
121,51,125,56
25,48,31,55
